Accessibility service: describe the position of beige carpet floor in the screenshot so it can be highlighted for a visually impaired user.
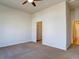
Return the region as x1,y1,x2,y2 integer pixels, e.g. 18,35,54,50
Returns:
0,42,79,59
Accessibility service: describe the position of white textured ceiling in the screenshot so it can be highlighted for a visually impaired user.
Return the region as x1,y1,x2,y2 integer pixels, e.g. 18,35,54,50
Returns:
0,0,79,13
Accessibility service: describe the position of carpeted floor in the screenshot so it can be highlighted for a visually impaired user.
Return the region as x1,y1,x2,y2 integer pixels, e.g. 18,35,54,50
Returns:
0,42,79,59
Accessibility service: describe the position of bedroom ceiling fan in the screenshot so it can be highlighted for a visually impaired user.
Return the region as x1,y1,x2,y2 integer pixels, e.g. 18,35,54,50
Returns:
22,0,42,7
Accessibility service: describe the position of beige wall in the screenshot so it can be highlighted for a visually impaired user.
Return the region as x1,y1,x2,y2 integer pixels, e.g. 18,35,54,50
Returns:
32,1,67,50
0,4,32,47
71,7,79,20
0,1,72,50
66,2,71,48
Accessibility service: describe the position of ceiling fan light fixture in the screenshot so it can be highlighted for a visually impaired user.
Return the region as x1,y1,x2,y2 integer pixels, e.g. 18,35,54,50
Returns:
28,0,33,3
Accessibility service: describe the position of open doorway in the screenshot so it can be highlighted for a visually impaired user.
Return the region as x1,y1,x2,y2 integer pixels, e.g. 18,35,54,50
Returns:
71,20,79,47
73,21,79,45
36,21,42,44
